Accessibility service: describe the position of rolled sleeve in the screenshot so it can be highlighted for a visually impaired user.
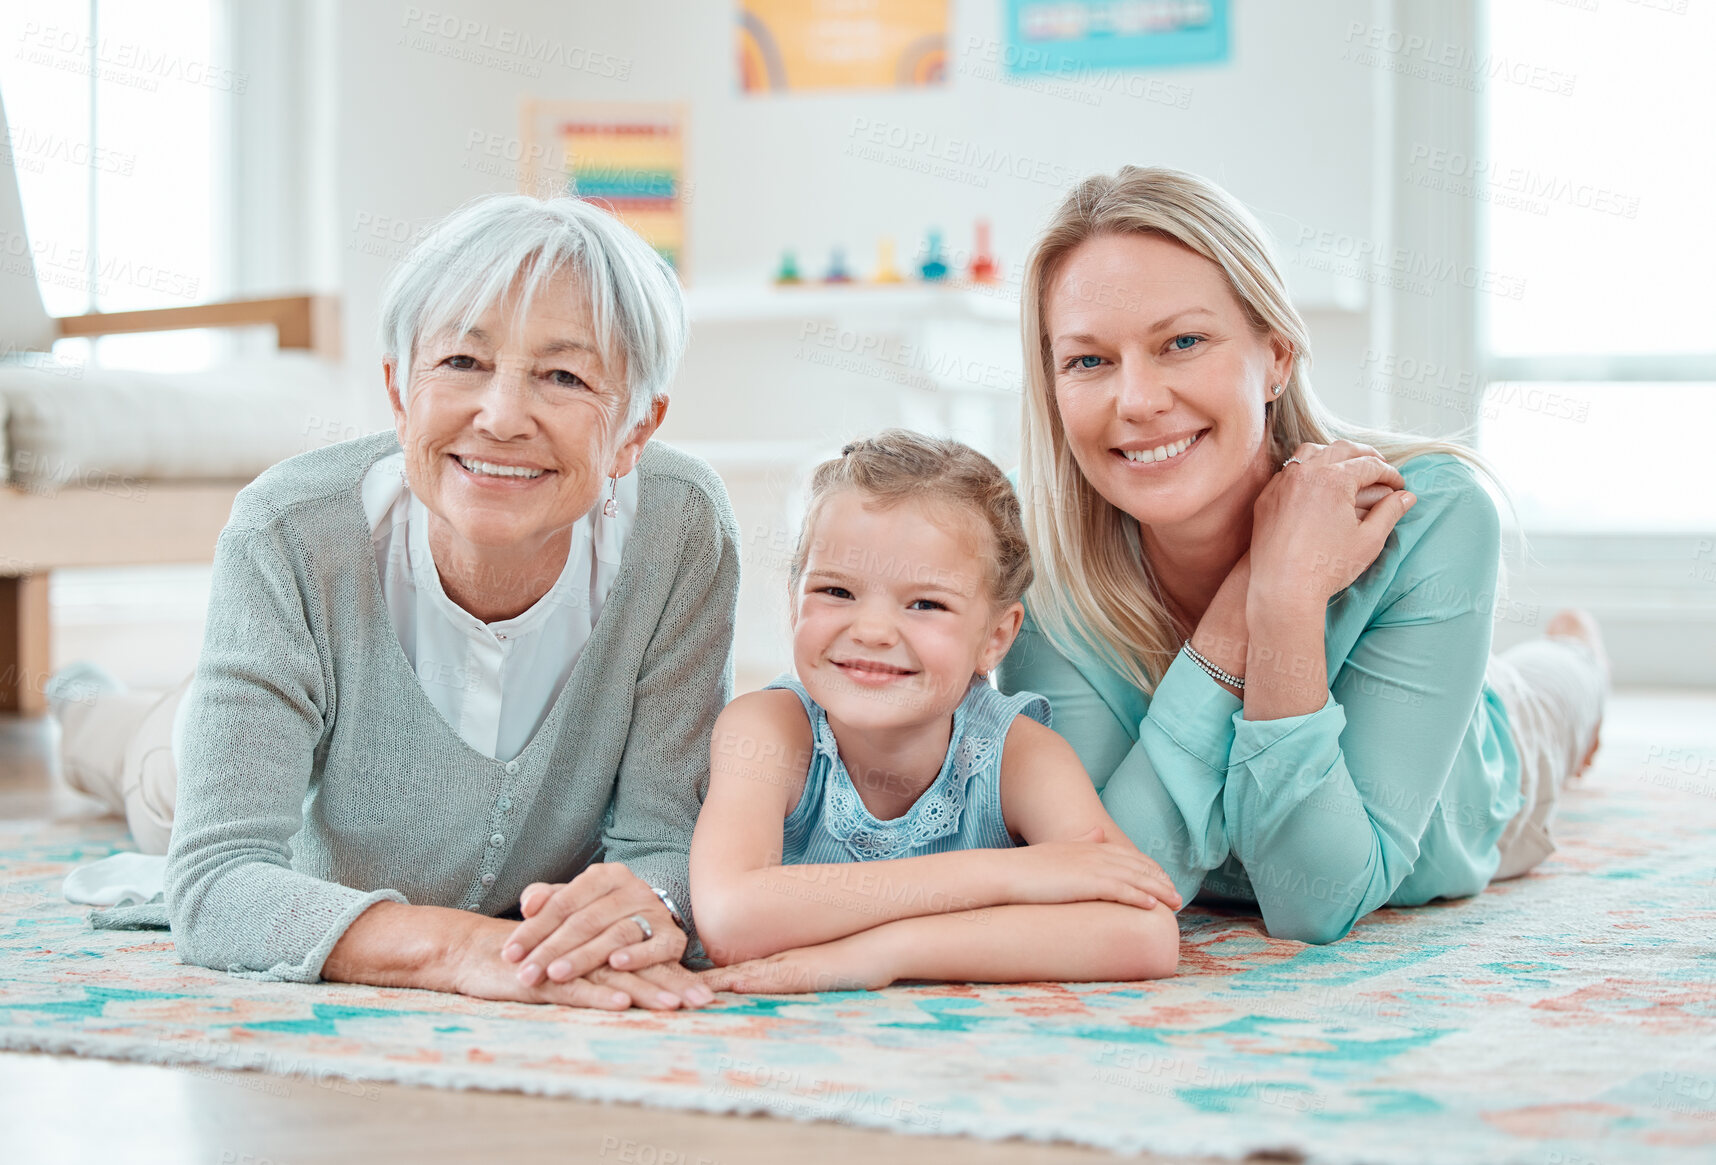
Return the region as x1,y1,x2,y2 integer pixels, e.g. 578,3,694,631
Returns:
1229,694,1342,768
1146,650,1245,774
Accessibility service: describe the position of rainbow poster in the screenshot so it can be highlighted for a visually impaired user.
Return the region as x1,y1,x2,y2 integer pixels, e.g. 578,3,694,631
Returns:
519,102,688,276
739,0,948,93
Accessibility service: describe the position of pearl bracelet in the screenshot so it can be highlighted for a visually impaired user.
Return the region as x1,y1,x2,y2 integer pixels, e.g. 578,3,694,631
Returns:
1183,642,1245,690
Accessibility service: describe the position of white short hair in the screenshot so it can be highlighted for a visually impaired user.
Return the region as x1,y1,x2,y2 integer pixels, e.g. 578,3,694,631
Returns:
378,194,687,429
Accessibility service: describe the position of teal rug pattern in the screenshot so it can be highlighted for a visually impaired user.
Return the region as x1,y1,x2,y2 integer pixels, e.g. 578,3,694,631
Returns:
1,778,1712,1164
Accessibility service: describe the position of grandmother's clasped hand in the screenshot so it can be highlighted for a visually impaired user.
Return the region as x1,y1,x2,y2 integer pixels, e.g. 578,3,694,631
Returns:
499,862,712,1009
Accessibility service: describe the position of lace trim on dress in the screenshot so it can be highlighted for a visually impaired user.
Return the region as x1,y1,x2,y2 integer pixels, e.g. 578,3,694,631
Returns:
814,688,999,861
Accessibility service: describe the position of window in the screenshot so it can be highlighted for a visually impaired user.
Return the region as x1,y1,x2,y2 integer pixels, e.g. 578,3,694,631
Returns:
1482,0,1715,532
2,0,229,370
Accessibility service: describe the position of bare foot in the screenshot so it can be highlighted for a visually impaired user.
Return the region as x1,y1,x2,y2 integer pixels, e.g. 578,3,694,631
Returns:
1544,607,1607,777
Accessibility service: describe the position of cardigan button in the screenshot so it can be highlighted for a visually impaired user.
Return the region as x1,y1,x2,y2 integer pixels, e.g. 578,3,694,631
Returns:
480,872,496,887
489,832,504,847
505,761,520,775
497,797,512,812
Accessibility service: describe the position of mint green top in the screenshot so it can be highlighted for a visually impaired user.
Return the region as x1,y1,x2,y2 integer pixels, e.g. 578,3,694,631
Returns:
997,454,1521,945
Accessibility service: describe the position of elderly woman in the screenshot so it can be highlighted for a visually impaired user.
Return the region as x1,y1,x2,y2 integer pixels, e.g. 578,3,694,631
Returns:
69,194,738,1010
998,167,1609,945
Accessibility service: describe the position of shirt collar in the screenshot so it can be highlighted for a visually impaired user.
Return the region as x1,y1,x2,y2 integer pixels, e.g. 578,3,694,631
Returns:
405,491,593,639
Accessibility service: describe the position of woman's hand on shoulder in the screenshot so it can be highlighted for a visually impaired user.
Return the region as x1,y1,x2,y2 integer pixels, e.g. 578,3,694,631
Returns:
1249,439,1417,607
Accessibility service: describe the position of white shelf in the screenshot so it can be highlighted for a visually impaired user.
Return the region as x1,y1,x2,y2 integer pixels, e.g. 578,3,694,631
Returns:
684,283,1020,326
686,278,1367,324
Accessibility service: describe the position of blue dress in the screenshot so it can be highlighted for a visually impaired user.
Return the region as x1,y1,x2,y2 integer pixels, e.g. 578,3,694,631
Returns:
763,674,1051,864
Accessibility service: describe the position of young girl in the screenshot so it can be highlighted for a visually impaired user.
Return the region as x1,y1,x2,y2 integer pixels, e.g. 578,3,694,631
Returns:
691,429,1182,995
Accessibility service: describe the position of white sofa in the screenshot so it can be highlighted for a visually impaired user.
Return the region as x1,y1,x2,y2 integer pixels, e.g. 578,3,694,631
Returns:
0,92,360,713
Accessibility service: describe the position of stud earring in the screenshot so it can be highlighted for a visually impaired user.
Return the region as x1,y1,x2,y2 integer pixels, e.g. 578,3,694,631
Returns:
1271,384,1283,396
602,475,618,518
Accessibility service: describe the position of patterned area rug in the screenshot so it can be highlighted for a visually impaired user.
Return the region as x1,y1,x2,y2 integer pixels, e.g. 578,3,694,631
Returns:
1,778,1712,1165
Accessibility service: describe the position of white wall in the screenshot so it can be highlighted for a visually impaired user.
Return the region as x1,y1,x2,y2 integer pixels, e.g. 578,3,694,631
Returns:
242,0,1391,684
213,0,1401,686
286,0,1380,429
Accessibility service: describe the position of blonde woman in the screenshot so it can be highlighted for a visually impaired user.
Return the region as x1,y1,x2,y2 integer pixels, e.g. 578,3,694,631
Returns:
997,167,1608,944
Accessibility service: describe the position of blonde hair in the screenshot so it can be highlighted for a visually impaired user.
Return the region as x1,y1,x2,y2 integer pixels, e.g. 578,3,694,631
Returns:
789,428,1033,609
1019,166,1508,693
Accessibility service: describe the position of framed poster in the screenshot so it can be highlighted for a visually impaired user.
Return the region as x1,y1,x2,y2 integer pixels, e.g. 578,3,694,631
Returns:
739,0,948,93
518,101,689,277
1004,0,1229,75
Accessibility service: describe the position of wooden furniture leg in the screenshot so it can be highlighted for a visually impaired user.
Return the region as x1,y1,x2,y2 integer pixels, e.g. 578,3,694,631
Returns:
0,574,51,715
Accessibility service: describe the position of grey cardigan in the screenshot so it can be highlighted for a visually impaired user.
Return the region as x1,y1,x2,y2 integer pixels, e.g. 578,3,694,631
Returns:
104,431,738,982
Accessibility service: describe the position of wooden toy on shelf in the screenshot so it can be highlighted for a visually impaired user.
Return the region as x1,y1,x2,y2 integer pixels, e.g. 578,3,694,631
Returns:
823,247,853,283
919,229,949,282
968,219,1001,285
872,237,905,283
766,224,1002,291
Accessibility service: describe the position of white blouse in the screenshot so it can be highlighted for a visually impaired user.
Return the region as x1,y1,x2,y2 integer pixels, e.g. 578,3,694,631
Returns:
360,452,637,762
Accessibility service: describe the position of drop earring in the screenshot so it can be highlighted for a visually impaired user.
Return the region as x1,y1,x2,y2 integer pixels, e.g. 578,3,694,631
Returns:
602,475,618,518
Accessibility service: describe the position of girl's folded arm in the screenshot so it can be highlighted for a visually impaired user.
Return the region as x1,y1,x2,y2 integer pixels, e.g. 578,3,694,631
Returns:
703,900,1177,992
999,713,1183,910
868,899,1178,984
690,691,1025,964
705,712,1184,992
994,713,1181,978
